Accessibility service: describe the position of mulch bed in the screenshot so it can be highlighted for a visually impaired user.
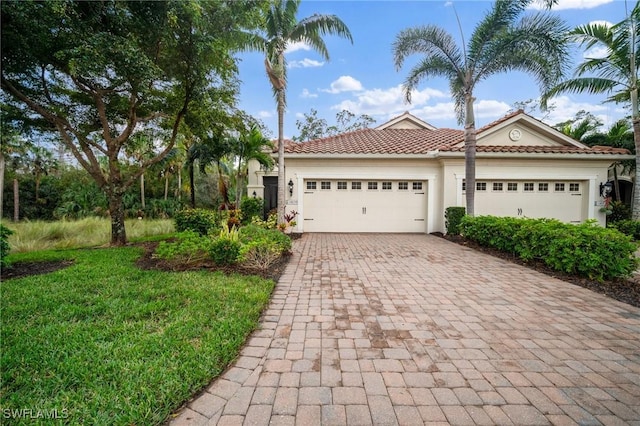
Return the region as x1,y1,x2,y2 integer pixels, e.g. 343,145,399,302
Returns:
434,233,640,309
135,241,292,282
2,260,75,280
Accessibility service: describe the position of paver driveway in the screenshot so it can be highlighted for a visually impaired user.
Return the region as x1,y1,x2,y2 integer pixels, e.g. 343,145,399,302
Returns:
171,234,640,425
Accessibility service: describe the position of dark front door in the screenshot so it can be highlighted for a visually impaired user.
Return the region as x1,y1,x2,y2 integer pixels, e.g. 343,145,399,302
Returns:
263,176,278,219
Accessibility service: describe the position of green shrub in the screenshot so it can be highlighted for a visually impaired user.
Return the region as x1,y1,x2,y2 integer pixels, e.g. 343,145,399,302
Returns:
153,230,212,264
239,224,291,254
251,211,278,230
444,207,466,235
1,224,14,269
609,219,640,240
174,208,218,235
460,216,638,281
240,197,264,224
210,237,241,265
607,201,631,224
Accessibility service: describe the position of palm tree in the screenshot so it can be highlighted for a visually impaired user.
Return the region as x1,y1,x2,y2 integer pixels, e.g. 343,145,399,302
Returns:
231,125,274,208
244,0,352,223
393,0,568,216
542,3,640,218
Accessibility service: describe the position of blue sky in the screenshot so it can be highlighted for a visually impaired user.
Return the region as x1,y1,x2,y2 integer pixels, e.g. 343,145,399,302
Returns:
236,0,631,139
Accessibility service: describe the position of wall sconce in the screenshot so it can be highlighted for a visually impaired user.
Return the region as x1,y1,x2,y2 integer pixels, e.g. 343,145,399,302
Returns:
252,191,257,198
600,181,613,198
288,179,294,196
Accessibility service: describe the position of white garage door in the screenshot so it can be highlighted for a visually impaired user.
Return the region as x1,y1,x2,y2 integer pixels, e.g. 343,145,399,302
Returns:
303,180,427,232
475,180,585,223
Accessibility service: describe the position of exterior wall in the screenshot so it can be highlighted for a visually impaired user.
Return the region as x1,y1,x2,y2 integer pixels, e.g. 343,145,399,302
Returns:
478,125,562,147
247,158,277,199
283,157,444,233
440,157,613,226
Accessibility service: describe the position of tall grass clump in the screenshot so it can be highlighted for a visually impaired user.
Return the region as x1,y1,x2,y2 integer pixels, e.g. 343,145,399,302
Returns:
7,218,174,252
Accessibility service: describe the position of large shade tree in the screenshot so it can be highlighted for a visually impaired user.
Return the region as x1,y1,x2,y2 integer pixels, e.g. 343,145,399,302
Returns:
542,2,640,218
1,0,261,244
393,0,567,216
244,0,352,223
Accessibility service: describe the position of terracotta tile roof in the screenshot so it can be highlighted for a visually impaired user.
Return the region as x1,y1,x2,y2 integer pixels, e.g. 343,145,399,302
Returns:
443,145,630,154
284,128,463,154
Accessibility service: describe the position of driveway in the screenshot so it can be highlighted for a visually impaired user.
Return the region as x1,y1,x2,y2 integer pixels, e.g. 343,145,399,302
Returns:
171,234,640,425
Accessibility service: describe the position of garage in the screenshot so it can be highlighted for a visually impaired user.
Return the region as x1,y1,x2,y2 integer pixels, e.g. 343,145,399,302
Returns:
474,180,585,223
302,179,427,232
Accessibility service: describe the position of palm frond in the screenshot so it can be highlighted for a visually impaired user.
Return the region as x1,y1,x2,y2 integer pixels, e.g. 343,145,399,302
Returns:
290,14,353,61
392,25,463,72
402,56,458,103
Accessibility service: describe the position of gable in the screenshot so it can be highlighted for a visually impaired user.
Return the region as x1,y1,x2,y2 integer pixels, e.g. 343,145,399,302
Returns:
376,111,437,130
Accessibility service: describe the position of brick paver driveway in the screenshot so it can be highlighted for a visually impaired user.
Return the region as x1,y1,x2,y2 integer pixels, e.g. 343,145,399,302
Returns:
171,234,640,425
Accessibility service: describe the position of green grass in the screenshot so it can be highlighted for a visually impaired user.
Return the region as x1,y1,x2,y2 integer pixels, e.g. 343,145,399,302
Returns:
1,247,275,425
5,218,175,252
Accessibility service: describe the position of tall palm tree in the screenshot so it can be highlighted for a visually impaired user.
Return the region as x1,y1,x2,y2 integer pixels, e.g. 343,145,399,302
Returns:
542,2,640,218
393,0,568,216
244,0,352,223
231,125,274,208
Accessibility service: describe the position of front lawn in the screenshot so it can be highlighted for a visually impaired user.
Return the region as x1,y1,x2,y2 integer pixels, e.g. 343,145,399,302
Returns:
1,246,275,425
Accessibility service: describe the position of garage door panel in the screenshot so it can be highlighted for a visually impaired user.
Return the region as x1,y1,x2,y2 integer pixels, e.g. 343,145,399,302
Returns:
303,180,427,233
475,180,584,223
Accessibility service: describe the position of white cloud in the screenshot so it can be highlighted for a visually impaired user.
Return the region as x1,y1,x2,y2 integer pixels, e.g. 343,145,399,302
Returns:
538,95,623,128
529,0,613,10
322,76,364,94
330,84,447,116
288,58,325,69
295,112,305,119
474,100,512,119
301,88,318,99
285,41,311,54
584,46,609,59
257,110,273,119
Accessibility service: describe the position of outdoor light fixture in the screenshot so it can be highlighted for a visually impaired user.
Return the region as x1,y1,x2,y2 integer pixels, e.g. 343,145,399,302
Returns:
600,181,613,198
288,179,294,196
252,191,257,198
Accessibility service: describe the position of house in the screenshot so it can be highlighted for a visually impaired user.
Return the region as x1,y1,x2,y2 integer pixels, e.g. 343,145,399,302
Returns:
247,110,632,233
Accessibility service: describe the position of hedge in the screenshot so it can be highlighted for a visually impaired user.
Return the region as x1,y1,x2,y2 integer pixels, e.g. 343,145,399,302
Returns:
444,207,466,235
459,216,638,281
174,208,218,236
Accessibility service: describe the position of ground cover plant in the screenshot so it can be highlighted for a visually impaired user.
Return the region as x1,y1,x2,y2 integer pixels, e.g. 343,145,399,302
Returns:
1,247,275,425
6,218,174,253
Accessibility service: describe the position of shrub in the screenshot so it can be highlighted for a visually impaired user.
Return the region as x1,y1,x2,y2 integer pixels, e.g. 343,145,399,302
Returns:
153,230,212,264
239,224,291,254
1,224,14,269
444,207,466,235
210,237,241,265
609,219,640,240
608,201,631,224
251,211,277,230
240,197,264,224
460,216,638,281
239,240,283,271
174,208,218,236
226,209,241,229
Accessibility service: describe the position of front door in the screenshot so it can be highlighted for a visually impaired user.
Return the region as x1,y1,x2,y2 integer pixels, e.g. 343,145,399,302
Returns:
263,176,278,219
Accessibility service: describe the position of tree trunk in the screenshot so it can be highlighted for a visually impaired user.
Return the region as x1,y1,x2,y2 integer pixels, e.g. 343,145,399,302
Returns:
464,95,477,217
613,164,621,202
277,87,286,225
631,88,640,219
13,178,19,222
108,192,127,245
0,153,4,219
189,164,195,208
177,170,182,200
164,174,169,201
236,164,242,210
140,173,145,210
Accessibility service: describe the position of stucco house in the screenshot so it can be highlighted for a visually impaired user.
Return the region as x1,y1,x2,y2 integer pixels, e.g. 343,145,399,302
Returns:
247,110,632,234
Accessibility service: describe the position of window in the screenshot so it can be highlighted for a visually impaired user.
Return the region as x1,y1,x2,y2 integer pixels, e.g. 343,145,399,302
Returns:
569,183,580,192
524,182,534,192
507,182,518,192
398,182,408,190
476,182,487,191
538,183,549,192
555,183,565,192
351,181,362,190
492,182,503,192
321,181,331,190
462,180,466,191
368,181,378,190
382,181,392,190
337,181,347,190
306,181,316,190
413,182,423,191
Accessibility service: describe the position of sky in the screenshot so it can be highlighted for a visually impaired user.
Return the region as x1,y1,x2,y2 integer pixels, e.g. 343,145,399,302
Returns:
235,0,633,140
